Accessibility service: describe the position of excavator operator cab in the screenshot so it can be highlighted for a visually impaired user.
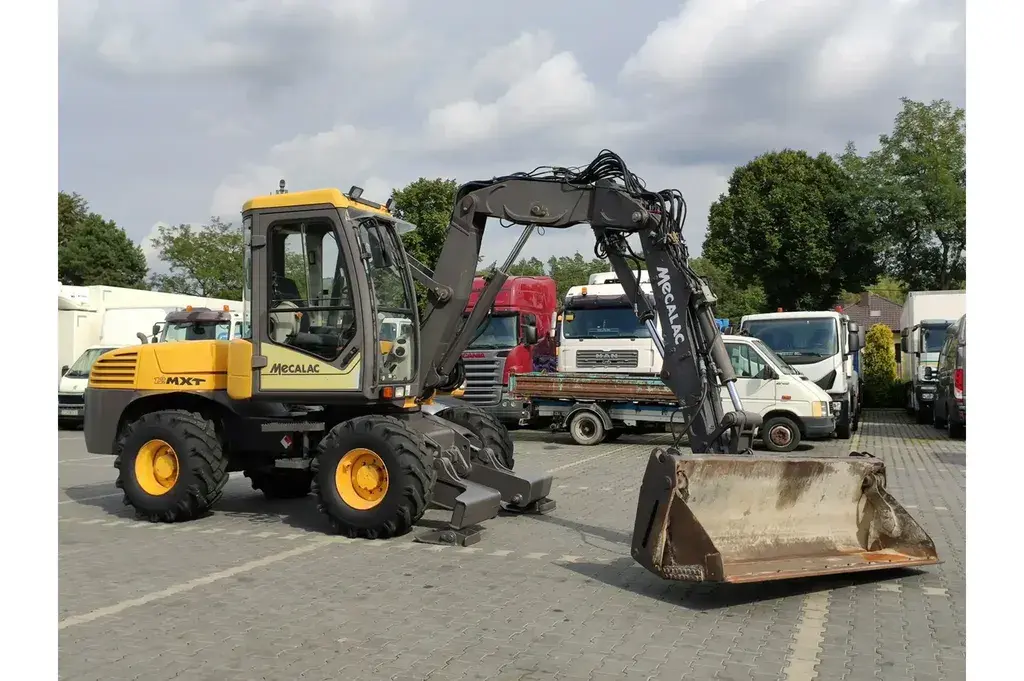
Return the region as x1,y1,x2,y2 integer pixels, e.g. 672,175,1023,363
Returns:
230,187,422,405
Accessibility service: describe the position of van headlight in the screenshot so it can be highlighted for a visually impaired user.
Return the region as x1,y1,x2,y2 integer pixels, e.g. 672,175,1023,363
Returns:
812,401,827,417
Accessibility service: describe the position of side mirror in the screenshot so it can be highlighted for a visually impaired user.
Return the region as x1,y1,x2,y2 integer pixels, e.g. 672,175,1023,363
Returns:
153,323,162,337
61,365,69,375
900,328,910,353
523,324,538,345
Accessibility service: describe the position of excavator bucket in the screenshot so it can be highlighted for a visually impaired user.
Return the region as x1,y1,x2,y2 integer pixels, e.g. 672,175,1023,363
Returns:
631,449,939,584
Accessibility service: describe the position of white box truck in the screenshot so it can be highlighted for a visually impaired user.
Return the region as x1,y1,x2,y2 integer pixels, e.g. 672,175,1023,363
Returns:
739,310,864,439
899,290,967,422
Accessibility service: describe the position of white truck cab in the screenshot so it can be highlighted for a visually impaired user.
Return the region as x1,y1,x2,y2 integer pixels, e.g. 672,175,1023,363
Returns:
720,334,837,451
739,310,863,439
58,344,124,429
558,271,661,374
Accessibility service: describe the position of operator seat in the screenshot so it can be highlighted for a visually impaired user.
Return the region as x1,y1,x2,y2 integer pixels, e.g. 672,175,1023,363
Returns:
272,276,311,333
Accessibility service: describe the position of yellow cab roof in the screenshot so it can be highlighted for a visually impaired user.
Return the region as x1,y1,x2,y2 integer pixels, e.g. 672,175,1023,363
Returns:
242,188,392,216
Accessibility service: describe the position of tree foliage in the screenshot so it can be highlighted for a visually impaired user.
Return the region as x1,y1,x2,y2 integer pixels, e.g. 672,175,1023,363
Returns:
389,178,460,269
703,149,883,311
58,191,148,288
689,257,766,323
853,98,966,290
862,323,901,407
148,217,244,299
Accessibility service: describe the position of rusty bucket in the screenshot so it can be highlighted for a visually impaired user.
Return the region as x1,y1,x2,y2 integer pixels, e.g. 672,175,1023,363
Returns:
630,449,939,584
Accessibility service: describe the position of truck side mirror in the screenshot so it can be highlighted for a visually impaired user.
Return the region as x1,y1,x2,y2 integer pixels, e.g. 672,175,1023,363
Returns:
153,323,162,337
900,329,909,353
523,324,538,345
61,365,69,375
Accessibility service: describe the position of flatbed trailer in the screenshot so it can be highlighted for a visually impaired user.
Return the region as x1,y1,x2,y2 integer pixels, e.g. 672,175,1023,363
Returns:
509,372,677,446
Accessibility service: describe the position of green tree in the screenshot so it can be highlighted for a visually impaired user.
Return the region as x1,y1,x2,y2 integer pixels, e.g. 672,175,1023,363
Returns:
689,257,767,323
703,149,883,311
148,217,244,299
862,323,900,407
546,252,610,306
58,191,89,249
59,212,149,288
508,257,547,276
389,178,459,269
856,98,966,290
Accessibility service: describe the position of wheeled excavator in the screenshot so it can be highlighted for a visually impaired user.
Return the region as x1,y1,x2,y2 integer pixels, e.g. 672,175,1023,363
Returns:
82,151,938,584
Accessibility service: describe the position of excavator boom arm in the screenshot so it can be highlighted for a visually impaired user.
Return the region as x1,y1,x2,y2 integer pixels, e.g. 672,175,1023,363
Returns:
417,155,756,452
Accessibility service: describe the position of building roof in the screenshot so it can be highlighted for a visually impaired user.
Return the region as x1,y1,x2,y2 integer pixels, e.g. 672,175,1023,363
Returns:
844,292,903,331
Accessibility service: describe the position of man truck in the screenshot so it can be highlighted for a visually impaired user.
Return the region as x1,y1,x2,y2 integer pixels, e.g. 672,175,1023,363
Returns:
899,290,967,423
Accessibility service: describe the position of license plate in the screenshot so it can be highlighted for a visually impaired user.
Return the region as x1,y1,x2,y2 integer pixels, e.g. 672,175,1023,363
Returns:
921,394,933,401
59,408,80,416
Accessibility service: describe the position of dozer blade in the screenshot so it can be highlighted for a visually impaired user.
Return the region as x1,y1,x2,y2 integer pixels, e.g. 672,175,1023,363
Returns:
630,449,939,584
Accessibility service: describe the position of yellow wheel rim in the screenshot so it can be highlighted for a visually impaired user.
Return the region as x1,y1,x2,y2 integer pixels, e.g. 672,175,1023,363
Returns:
336,448,389,510
135,439,179,496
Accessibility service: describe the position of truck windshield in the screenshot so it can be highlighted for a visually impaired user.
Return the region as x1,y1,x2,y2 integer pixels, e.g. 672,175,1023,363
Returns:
749,339,801,375
467,315,518,349
65,347,117,378
562,306,649,339
921,322,952,352
162,322,230,342
742,318,839,364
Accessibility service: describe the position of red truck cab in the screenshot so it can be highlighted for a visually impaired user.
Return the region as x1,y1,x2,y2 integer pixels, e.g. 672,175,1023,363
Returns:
460,276,557,424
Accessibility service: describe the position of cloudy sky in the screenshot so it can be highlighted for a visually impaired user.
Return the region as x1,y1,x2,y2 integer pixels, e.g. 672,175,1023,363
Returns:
58,0,964,272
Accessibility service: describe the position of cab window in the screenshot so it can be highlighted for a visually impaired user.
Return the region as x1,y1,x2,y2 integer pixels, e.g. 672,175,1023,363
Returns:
726,342,771,380
267,219,355,361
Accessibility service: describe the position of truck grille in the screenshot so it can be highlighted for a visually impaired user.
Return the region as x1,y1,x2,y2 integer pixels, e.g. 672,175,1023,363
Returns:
58,394,84,406
90,350,139,389
462,357,503,406
575,349,639,369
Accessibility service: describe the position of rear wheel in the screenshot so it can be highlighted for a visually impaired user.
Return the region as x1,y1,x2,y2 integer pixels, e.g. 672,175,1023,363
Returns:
762,415,802,453
569,410,605,446
313,415,436,539
948,414,966,439
245,469,313,500
435,405,515,470
114,409,229,522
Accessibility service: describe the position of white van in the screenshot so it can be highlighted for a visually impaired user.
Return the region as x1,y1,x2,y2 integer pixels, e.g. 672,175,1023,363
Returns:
58,344,124,429
721,334,837,452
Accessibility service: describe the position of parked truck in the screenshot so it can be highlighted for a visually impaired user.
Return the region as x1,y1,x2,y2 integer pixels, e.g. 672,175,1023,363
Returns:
739,309,864,439
510,333,836,451
457,275,557,423
899,290,967,422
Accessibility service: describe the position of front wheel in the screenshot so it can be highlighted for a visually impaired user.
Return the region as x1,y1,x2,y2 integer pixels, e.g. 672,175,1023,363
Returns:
313,415,437,539
114,409,229,522
569,410,605,446
762,415,802,453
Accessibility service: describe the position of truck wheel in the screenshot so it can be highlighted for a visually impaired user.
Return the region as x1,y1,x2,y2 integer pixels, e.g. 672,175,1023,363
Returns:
569,411,605,446
313,415,437,539
435,406,515,470
948,416,966,440
835,418,852,440
114,409,229,523
762,415,802,453
245,469,313,500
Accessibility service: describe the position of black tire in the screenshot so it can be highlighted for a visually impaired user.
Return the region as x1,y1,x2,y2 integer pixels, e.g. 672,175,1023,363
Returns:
948,415,966,439
435,405,515,470
114,409,229,523
762,415,802,453
245,469,313,500
569,410,605,446
835,418,852,439
312,415,436,539
932,402,948,429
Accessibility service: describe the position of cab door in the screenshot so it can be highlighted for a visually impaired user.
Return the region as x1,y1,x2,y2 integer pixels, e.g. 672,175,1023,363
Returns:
247,207,372,402
721,341,777,415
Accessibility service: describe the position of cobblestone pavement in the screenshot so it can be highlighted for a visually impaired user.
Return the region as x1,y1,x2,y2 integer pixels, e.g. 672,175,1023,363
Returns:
58,409,965,681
